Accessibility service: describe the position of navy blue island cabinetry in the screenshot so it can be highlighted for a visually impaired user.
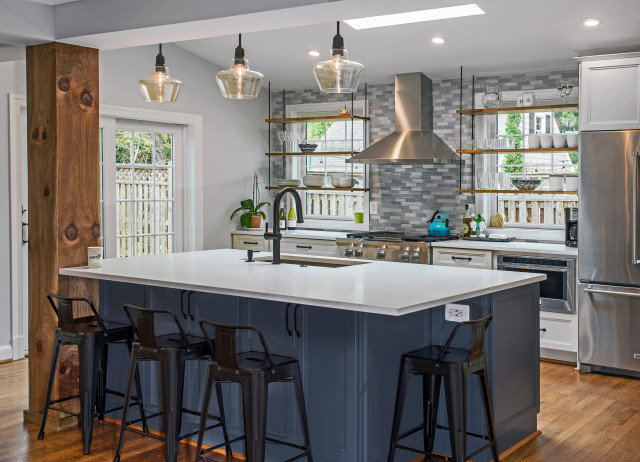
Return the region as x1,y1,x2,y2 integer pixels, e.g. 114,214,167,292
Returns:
61,249,543,462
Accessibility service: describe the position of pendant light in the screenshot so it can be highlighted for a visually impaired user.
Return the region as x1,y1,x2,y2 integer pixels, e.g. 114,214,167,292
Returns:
313,21,365,94
216,34,264,99
138,44,183,103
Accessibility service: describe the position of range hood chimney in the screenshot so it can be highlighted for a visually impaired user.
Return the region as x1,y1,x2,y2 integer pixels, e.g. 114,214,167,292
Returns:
347,73,459,164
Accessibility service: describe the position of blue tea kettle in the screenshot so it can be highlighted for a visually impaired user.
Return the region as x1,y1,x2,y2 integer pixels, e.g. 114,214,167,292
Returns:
428,210,450,237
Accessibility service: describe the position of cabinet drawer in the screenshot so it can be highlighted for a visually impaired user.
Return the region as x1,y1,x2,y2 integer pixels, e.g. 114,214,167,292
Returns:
540,313,577,352
232,234,269,251
281,238,337,257
432,248,493,269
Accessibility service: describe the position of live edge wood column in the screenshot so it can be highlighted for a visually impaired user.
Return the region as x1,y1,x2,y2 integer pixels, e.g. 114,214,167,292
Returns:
24,42,100,426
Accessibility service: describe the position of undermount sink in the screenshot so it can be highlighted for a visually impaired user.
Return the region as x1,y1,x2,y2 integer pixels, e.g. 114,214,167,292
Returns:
255,255,371,268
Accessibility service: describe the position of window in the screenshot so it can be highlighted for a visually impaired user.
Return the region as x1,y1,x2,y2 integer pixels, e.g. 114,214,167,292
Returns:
114,129,175,257
287,102,368,229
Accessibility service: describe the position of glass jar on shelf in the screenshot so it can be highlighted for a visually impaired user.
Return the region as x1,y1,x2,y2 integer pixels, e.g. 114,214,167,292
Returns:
482,83,502,108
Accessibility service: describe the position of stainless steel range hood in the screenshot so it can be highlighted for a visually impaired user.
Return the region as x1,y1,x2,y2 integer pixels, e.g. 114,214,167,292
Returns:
347,72,459,164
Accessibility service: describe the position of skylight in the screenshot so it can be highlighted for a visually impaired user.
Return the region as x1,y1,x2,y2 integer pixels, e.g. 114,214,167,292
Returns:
344,4,485,30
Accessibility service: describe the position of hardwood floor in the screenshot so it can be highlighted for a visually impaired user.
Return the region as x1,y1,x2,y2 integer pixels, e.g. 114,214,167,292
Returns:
1,358,640,461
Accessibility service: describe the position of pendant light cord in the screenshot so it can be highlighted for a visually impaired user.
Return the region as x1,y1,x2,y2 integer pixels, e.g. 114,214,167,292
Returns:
337,21,340,34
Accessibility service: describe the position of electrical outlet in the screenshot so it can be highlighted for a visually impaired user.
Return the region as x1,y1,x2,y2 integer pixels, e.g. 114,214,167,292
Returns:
370,201,378,215
445,304,470,322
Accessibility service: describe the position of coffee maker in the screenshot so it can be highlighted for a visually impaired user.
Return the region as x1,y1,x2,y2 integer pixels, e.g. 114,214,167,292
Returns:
565,207,578,247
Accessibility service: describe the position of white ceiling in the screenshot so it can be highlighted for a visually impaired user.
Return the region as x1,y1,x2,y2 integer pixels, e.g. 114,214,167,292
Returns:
176,0,640,88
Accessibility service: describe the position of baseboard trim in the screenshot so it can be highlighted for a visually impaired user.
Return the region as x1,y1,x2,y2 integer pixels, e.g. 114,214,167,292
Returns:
541,357,577,366
23,409,78,431
0,345,12,362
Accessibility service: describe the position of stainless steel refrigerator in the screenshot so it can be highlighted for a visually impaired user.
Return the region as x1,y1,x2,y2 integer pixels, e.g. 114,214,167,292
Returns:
579,130,640,375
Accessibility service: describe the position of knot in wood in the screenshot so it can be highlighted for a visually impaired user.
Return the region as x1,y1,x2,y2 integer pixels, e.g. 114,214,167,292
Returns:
91,223,100,238
43,187,50,197
80,91,93,107
57,77,70,92
64,224,78,241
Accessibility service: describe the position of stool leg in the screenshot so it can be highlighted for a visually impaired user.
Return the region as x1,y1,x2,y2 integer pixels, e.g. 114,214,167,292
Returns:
113,347,139,462
214,380,234,459
292,367,313,462
423,374,441,461
478,370,500,462
195,364,215,462
38,331,62,440
160,354,186,462
126,338,149,433
444,369,467,462
241,374,269,462
78,334,102,455
387,359,411,462
97,343,109,421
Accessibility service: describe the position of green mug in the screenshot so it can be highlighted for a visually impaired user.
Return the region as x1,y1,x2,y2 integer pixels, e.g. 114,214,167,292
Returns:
354,212,364,223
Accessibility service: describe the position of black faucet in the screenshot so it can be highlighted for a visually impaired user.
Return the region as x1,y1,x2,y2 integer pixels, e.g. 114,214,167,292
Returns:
264,187,304,264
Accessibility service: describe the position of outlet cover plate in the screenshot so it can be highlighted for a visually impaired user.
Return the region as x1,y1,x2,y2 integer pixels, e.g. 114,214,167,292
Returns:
445,303,470,322
370,201,378,215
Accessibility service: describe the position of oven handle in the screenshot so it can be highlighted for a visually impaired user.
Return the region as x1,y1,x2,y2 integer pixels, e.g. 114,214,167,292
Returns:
584,288,640,298
498,264,572,273
633,151,640,264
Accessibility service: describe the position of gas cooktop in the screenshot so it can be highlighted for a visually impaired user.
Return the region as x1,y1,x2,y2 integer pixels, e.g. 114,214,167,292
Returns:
345,231,457,243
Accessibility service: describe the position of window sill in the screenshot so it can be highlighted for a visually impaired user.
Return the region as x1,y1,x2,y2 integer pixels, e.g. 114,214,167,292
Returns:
297,218,369,232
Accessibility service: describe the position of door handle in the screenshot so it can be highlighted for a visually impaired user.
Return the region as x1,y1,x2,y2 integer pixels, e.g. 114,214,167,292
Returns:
452,256,472,261
180,290,188,319
633,152,640,264
296,245,312,250
187,291,195,320
585,288,640,298
285,303,293,336
21,207,28,244
294,304,302,338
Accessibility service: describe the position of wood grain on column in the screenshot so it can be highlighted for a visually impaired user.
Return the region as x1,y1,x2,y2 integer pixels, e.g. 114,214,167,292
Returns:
25,42,100,419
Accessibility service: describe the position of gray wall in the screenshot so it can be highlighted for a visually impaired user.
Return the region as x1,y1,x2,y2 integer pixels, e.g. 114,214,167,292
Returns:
270,69,578,234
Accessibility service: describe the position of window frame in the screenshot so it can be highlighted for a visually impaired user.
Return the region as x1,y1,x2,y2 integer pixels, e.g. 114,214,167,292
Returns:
285,101,370,231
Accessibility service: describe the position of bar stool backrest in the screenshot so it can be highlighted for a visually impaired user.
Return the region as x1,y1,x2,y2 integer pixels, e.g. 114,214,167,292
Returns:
437,314,493,364
199,319,275,371
123,304,192,351
46,292,106,332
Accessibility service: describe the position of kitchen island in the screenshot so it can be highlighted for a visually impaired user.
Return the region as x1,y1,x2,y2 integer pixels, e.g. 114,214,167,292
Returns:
60,249,544,462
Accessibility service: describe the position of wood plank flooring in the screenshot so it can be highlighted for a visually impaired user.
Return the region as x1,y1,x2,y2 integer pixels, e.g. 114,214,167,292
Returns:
2,359,640,461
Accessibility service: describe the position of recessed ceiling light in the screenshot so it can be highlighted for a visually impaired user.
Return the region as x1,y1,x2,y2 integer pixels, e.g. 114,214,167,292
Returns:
307,49,321,57
431,36,447,44
582,17,601,27
344,4,485,30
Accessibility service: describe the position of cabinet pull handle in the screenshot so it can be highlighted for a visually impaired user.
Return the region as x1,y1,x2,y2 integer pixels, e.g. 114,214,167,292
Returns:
243,241,259,245
452,256,472,261
294,304,302,337
187,291,195,320
285,303,293,336
296,245,312,249
540,328,547,332
180,290,188,319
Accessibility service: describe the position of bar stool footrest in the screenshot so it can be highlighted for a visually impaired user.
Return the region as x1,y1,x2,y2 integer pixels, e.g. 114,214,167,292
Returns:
199,435,244,455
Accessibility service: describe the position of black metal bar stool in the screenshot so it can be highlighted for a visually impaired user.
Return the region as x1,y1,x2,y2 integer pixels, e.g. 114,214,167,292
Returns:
387,314,499,462
195,319,313,462
113,305,233,462
38,293,148,455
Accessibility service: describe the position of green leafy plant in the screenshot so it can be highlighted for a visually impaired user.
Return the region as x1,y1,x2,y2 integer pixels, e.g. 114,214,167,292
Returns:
230,173,270,228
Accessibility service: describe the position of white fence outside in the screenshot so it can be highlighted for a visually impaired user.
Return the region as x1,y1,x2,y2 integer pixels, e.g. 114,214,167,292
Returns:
498,194,577,225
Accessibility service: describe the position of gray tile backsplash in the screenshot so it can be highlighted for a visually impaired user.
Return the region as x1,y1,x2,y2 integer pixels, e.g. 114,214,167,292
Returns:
269,69,578,234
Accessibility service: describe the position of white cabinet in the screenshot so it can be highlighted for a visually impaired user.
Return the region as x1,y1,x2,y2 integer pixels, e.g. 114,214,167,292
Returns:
232,234,270,251
432,248,493,269
540,312,578,363
580,53,640,131
280,238,337,257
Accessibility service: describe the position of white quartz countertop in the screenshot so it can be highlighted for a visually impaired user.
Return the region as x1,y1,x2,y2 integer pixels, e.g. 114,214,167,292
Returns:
60,249,545,316
431,239,578,257
231,229,348,240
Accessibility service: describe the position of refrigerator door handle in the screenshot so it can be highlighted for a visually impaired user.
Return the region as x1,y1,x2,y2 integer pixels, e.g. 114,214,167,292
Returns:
585,287,640,298
634,151,640,264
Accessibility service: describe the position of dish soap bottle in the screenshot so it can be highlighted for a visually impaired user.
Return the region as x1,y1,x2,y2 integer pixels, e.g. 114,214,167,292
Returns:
463,205,473,237
279,206,286,230
287,204,297,230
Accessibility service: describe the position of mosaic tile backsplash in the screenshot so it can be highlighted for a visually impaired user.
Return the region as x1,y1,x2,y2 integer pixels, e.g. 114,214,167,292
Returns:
269,69,578,234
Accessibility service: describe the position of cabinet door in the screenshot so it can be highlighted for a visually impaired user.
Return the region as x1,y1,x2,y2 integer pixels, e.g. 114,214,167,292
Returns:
280,238,337,257
232,234,269,251
580,56,640,130
540,312,577,353
432,247,493,269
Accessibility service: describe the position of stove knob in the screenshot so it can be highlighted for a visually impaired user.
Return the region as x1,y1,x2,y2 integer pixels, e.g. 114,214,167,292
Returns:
354,244,364,258
409,252,420,262
344,247,353,257
375,245,387,260
399,246,410,261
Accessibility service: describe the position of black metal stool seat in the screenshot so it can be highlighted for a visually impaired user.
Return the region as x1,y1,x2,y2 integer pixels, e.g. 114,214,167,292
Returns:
38,293,148,455
195,319,313,462
114,305,233,462
388,315,499,462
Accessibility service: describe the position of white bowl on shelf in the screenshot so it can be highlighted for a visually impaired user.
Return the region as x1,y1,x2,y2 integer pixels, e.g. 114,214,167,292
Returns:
528,135,540,149
553,133,566,148
540,134,553,149
565,175,578,191
277,178,302,187
333,177,357,188
566,132,578,148
302,175,325,188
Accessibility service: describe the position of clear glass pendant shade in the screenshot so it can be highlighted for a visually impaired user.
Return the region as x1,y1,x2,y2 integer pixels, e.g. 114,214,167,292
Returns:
216,34,264,99
216,57,264,99
313,21,364,94
138,44,183,103
313,49,364,93
138,66,183,103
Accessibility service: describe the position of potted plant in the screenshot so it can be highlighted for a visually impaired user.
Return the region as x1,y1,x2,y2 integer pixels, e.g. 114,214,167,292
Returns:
230,173,270,228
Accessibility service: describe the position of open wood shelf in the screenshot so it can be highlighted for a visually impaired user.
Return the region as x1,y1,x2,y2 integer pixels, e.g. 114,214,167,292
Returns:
456,189,578,195
457,147,578,154
266,115,370,124
265,151,357,157
457,104,578,116
266,186,369,192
